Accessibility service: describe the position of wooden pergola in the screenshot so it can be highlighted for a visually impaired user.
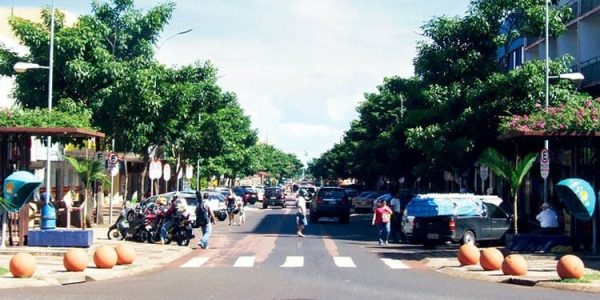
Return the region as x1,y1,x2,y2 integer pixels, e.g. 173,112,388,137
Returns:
0,126,105,246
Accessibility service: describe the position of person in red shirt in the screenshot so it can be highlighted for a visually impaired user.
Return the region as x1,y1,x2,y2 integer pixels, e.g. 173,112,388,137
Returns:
372,199,393,246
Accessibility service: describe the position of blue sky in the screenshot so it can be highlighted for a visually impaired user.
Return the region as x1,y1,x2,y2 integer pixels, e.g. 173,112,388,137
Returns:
3,0,471,165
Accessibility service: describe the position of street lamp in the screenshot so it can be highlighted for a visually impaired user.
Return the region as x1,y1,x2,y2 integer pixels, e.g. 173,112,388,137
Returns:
13,0,56,229
543,1,584,205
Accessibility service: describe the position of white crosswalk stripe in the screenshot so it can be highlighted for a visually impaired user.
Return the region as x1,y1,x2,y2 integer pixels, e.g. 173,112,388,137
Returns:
233,256,255,267
333,256,356,268
179,255,412,270
281,256,304,268
380,258,410,269
181,257,210,268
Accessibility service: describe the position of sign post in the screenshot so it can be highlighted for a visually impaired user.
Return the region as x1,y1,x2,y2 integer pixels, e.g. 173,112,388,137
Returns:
149,160,162,196
540,148,550,204
107,152,119,224
163,164,171,193
479,165,489,194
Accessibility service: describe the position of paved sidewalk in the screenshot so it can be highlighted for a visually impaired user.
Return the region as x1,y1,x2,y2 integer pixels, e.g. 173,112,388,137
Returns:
424,250,600,293
0,226,192,289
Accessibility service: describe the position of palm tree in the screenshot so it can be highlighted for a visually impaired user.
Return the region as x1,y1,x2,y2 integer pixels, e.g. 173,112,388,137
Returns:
64,156,110,229
478,147,537,235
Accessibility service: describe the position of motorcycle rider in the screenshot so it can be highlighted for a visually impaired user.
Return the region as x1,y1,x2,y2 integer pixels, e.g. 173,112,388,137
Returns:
159,197,184,244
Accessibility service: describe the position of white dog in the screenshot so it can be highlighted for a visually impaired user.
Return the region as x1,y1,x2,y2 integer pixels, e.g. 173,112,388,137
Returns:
236,202,246,226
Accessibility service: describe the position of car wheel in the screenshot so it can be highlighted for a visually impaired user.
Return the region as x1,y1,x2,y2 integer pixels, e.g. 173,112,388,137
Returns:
461,230,476,245
262,203,268,209
250,200,256,205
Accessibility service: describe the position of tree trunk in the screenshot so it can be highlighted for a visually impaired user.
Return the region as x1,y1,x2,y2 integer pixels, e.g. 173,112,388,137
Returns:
124,157,129,202
513,194,519,235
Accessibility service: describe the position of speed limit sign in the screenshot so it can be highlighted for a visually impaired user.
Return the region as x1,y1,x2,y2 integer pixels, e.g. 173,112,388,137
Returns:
540,149,550,179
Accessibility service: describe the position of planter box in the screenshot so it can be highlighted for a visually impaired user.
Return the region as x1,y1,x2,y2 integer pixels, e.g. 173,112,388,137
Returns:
505,233,570,253
27,229,93,247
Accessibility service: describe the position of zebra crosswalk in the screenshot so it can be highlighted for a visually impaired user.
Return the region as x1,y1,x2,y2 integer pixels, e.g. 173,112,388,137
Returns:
179,255,412,269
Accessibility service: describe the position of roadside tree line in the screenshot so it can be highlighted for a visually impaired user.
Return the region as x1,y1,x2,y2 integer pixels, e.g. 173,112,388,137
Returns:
0,0,302,196
309,0,598,191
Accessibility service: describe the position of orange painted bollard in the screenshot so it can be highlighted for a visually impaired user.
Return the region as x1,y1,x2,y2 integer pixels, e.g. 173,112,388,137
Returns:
556,254,584,279
115,244,136,265
64,248,88,272
94,245,118,269
457,244,480,266
502,254,527,276
480,248,503,271
9,253,37,278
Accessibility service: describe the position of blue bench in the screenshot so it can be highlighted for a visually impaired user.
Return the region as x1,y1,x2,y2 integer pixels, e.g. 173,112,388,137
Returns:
27,229,93,247
506,234,570,253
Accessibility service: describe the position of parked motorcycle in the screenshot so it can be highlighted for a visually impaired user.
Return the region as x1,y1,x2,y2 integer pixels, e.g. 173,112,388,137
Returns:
163,213,195,246
107,205,150,242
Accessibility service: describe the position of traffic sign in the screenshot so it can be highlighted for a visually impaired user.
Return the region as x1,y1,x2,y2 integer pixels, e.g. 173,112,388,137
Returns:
108,152,119,165
95,151,104,161
185,165,194,180
149,160,162,180
163,164,171,181
109,164,119,177
540,149,550,179
479,165,489,181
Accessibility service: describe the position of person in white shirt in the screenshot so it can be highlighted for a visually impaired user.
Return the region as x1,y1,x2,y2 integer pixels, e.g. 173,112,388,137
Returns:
296,189,308,237
536,203,560,234
389,195,402,243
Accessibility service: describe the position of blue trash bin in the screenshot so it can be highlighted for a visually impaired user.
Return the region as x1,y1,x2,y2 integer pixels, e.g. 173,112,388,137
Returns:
41,202,56,229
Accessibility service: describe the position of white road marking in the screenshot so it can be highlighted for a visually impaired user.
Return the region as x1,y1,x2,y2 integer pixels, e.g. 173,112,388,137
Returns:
233,256,256,267
334,256,356,268
181,257,210,268
281,256,304,268
381,258,410,269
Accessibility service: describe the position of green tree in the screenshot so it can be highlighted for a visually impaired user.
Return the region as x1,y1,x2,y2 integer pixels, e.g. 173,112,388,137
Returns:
64,156,110,229
477,148,537,234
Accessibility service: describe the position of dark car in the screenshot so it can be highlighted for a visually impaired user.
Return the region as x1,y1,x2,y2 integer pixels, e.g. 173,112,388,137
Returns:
411,202,511,246
309,187,350,224
233,186,258,205
262,187,286,208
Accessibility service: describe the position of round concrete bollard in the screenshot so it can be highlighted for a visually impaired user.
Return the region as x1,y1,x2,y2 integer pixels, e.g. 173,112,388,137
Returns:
457,244,480,266
9,253,37,278
115,244,136,265
502,254,527,276
556,254,584,279
480,248,504,271
94,245,118,269
63,248,88,272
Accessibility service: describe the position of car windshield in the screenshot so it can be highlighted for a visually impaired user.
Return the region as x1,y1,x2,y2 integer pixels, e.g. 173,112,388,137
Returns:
184,197,198,207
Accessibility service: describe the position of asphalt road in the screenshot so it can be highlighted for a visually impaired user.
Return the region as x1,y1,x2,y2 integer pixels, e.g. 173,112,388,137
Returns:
5,197,597,300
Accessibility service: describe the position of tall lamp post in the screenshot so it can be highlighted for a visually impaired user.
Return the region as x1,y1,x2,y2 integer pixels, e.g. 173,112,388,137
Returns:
13,0,56,229
543,1,584,205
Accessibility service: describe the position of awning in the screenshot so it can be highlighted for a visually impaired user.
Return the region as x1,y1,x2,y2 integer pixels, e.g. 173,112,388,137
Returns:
0,126,105,138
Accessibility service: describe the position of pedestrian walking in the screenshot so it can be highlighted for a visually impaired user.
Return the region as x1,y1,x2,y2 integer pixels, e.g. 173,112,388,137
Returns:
296,188,308,237
389,194,403,243
226,189,237,225
195,191,216,249
372,199,392,246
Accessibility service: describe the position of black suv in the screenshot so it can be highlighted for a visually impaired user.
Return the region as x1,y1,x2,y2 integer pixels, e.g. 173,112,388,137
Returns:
262,187,286,208
309,187,350,224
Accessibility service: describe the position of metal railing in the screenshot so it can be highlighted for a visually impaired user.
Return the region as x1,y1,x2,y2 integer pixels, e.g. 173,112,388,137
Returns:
580,55,600,86
581,0,600,15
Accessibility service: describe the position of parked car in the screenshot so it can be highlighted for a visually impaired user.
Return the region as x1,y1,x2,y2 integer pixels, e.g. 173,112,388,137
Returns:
262,187,286,208
309,187,350,224
410,198,511,246
343,188,361,203
233,186,258,205
199,190,228,222
352,191,385,212
255,186,265,202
